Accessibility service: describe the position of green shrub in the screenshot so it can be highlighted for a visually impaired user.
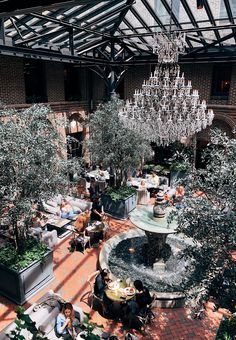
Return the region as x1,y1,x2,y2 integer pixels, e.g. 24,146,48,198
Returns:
106,186,136,201
216,316,236,340
0,238,48,271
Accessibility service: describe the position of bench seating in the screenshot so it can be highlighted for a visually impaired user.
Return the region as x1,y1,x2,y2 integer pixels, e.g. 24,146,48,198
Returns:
0,291,86,340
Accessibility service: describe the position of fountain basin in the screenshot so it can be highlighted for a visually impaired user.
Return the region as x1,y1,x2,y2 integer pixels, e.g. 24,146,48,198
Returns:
99,228,186,308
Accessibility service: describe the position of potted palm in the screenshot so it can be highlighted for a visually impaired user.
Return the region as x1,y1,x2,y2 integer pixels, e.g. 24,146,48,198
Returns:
0,104,81,304
88,95,152,219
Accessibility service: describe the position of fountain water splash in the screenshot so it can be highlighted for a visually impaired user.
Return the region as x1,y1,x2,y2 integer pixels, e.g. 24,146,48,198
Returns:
108,235,190,292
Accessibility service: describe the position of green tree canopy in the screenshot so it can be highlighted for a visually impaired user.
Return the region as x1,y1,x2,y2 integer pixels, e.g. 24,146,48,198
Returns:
0,104,81,253
176,129,236,314
88,95,152,187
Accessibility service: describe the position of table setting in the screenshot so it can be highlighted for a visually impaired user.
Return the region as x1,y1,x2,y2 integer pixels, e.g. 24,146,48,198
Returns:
105,279,136,302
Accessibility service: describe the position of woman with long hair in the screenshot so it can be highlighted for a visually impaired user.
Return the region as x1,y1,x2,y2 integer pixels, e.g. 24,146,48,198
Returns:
56,302,80,339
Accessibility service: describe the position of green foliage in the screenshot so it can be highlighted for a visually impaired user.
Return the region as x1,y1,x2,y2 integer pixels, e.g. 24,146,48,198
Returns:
7,306,49,339
169,150,191,171
0,238,48,271
0,104,81,253
88,95,152,187
80,312,103,340
106,186,136,201
143,163,155,172
174,129,236,313
216,316,236,340
170,162,189,171
153,164,164,173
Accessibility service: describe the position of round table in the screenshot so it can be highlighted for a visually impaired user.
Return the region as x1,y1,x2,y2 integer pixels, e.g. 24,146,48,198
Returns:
104,280,136,302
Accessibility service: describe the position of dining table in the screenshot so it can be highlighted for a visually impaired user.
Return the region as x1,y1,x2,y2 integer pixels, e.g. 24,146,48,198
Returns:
104,279,136,302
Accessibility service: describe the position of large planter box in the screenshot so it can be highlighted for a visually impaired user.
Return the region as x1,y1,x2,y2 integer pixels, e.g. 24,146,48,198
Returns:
101,193,137,219
0,250,54,305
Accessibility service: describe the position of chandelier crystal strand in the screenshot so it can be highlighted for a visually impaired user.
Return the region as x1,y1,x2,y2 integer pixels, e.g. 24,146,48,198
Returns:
119,32,214,146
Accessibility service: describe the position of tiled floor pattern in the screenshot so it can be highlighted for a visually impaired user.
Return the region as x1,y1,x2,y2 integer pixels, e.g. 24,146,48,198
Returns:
0,217,224,339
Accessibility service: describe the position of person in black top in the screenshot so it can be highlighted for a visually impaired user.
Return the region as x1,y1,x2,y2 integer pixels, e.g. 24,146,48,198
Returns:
133,280,152,311
90,195,104,222
90,268,110,299
122,280,152,331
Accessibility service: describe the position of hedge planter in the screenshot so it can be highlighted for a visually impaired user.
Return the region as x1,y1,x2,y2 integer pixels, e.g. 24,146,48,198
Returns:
0,250,54,305
102,193,137,219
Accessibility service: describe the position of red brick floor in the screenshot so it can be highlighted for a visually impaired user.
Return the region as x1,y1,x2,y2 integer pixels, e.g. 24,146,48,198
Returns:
0,217,224,339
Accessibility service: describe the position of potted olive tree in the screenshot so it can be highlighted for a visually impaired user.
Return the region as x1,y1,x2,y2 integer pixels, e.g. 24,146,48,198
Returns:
88,95,152,219
0,104,81,304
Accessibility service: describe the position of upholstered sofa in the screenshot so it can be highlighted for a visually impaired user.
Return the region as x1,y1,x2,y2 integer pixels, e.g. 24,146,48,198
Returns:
0,291,87,340
43,194,92,217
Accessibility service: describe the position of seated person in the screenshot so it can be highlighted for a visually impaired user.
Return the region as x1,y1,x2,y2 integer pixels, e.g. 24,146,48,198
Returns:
150,172,160,187
88,268,111,299
137,180,149,205
149,171,160,197
90,195,104,222
30,212,46,239
89,178,99,198
60,199,76,219
139,179,146,190
122,280,152,331
136,169,143,178
55,302,81,339
134,280,152,312
173,186,185,209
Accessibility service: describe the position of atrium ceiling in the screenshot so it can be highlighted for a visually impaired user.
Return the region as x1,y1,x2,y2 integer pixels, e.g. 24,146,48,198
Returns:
0,0,236,65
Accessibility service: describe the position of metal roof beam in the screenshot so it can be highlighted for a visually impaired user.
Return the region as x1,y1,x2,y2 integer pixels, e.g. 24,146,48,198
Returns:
0,43,109,64
180,0,206,46
186,31,235,56
158,0,192,48
30,12,111,39
140,0,166,31
52,7,124,45
0,0,114,18
123,17,152,53
203,0,222,45
109,0,135,36
223,0,236,43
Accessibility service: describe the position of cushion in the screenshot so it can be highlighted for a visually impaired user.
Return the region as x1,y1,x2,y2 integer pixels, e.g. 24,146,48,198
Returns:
72,206,82,214
38,306,60,335
72,199,92,212
30,304,54,327
46,200,58,208
54,194,63,205
43,203,60,215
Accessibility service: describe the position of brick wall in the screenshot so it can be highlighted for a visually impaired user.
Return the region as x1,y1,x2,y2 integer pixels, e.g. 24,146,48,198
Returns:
124,65,150,99
0,56,25,104
91,71,106,107
46,61,65,102
0,54,236,129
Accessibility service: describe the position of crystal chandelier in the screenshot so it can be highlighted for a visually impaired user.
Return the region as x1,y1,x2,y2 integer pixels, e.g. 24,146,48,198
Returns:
119,32,214,146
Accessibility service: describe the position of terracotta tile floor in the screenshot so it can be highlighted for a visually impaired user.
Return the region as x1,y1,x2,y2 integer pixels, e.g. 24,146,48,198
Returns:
0,217,224,339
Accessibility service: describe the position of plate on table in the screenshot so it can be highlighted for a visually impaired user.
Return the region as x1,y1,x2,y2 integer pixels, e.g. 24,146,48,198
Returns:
124,287,136,296
107,281,119,291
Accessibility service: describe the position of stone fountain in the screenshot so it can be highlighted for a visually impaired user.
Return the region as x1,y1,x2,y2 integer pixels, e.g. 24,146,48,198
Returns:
129,192,177,269
99,193,191,307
